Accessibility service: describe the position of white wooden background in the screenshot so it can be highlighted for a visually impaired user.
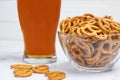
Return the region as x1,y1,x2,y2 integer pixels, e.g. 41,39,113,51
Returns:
0,0,120,40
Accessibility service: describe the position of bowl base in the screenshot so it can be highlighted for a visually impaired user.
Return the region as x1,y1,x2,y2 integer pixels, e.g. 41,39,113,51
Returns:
23,53,57,64
71,61,113,72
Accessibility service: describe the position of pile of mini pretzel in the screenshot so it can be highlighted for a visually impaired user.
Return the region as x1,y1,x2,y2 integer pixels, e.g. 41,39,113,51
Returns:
60,13,120,67
10,64,66,80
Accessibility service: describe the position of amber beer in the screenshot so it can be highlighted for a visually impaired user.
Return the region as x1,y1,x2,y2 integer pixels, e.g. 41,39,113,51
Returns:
18,0,61,63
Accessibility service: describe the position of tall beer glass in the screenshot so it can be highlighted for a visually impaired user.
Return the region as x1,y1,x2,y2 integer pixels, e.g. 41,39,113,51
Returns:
17,0,61,63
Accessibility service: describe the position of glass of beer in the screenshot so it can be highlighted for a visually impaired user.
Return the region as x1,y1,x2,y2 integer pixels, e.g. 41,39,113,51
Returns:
17,0,61,64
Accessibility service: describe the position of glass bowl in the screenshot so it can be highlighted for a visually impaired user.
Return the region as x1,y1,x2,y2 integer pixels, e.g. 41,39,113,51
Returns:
58,32,120,72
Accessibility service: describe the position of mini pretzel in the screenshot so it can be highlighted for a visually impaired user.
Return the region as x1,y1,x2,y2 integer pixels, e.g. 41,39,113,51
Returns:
60,19,71,33
73,57,86,66
98,36,120,55
66,38,95,66
11,64,33,69
95,55,114,67
73,16,87,21
85,51,102,67
71,18,80,26
75,35,90,42
83,13,95,18
109,30,119,34
80,43,94,58
76,27,82,34
13,69,32,77
70,45,82,57
80,24,102,35
66,40,86,66
95,33,107,40
46,71,66,80
86,19,97,25
33,65,49,74
97,18,111,33
69,27,79,34
66,41,83,59
67,45,85,66
75,38,95,58
69,35,95,58
110,22,120,32
112,34,120,43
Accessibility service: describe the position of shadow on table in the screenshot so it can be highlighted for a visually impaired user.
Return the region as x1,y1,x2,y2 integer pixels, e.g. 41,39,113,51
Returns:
49,61,119,76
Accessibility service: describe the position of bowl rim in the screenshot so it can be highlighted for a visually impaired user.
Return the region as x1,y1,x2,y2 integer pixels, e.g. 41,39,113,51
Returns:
57,31,120,37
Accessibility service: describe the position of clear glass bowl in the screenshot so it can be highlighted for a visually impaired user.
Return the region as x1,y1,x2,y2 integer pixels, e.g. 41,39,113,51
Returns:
58,32,120,72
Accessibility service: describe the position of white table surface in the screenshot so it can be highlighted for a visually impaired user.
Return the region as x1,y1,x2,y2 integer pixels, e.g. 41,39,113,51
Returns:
0,40,120,80
0,0,120,80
